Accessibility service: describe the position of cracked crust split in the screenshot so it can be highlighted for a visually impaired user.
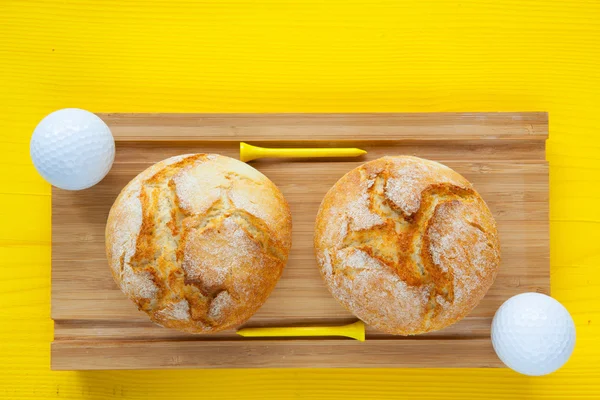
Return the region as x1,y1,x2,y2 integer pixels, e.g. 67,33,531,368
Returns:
314,156,500,335
106,154,292,334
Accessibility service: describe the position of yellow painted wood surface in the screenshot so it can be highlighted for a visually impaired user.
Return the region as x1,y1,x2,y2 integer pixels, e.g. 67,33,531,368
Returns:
0,0,598,398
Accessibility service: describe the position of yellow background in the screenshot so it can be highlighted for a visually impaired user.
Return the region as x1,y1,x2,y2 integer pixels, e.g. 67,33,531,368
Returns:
1,0,599,398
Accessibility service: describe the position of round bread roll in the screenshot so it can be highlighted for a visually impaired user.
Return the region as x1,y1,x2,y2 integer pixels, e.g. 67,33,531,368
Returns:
105,154,292,333
314,156,500,335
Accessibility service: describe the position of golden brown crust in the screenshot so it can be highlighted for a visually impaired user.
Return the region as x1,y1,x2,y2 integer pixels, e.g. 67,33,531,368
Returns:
314,156,500,335
105,154,292,333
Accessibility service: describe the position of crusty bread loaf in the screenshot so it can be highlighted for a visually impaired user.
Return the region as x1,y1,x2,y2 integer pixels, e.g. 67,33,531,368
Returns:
314,156,500,335
105,154,292,333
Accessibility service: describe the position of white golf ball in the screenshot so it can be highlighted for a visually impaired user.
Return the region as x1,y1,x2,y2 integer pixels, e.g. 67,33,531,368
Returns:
491,292,575,376
30,108,115,190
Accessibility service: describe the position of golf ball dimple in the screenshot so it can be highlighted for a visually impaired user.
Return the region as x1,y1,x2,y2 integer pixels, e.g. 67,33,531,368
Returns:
30,108,115,190
491,292,576,376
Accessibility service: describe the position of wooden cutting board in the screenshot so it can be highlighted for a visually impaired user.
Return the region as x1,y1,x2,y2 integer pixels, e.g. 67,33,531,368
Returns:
51,113,549,370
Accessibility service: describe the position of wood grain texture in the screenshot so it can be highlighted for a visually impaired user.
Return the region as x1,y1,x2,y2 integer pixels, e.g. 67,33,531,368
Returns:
2,0,600,398
52,339,502,370
51,113,549,370
100,112,548,141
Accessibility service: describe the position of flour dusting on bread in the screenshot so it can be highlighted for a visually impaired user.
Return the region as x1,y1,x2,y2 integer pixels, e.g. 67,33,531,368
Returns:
106,154,292,334
346,192,384,231
384,157,469,216
314,156,500,335
156,299,190,321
